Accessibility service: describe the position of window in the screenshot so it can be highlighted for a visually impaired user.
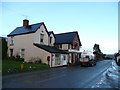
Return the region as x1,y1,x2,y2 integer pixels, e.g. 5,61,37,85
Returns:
40,34,44,43
63,55,66,60
62,55,67,61
10,49,13,57
20,49,25,58
73,40,79,49
50,37,52,44
55,54,61,65
10,37,14,45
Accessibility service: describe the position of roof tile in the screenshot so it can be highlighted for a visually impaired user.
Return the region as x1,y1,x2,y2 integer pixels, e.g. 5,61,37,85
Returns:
55,31,77,44
8,22,43,36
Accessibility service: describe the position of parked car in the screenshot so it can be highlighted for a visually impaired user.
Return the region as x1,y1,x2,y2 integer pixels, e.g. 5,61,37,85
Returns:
80,50,96,66
115,50,120,66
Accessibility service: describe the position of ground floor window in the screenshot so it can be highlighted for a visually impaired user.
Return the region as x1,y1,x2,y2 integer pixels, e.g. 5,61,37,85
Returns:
61,54,68,65
10,49,13,57
55,54,61,65
62,55,67,61
20,49,25,59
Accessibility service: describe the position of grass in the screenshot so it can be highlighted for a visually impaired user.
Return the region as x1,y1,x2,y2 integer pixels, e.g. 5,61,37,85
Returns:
2,60,50,75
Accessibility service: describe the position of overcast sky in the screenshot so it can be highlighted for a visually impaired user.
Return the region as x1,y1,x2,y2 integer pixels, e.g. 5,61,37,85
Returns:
1,2,118,54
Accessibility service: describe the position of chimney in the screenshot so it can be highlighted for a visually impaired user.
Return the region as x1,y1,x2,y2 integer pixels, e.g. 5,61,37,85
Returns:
23,19,29,27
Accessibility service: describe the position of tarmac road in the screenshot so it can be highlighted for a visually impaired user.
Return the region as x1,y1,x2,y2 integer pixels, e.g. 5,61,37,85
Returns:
2,60,112,88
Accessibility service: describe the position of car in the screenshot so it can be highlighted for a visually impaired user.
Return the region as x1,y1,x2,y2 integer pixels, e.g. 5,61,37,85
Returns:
115,50,120,66
80,50,96,67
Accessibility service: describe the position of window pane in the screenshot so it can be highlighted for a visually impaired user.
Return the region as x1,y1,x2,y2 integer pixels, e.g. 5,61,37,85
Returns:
50,37,52,44
10,37,14,45
40,34,44,43
20,49,25,58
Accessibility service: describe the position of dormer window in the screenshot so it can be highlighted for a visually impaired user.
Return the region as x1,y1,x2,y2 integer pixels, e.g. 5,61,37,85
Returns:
40,33,44,43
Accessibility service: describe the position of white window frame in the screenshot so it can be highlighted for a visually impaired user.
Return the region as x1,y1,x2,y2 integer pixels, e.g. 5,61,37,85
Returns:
20,49,25,59
40,33,44,43
63,55,66,60
50,36,52,44
10,36,14,45
62,55,67,61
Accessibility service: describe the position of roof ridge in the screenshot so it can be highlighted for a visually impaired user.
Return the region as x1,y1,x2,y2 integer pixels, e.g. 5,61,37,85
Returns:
16,22,44,28
48,31,54,32
55,31,77,35
31,22,44,26
8,22,44,36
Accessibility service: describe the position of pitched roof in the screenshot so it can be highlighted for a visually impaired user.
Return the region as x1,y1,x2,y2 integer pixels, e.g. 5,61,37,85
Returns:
48,31,54,35
55,31,78,44
7,22,44,36
33,43,68,54
48,31,55,38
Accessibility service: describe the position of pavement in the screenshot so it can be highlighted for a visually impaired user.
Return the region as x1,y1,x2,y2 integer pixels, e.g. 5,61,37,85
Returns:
93,60,120,89
2,60,113,88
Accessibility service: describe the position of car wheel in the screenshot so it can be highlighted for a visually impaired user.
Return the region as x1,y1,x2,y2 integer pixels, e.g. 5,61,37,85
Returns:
90,63,94,67
94,61,96,65
80,63,84,67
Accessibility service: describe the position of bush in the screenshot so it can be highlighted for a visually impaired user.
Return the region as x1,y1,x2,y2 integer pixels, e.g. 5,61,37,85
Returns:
15,54,20,60
8,56,16,60
1,37,8,60
8,54,24,61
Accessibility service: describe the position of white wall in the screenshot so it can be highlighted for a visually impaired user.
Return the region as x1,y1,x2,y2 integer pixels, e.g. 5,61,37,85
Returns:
34,24,49,45
49,33,55,46
7,24,51,65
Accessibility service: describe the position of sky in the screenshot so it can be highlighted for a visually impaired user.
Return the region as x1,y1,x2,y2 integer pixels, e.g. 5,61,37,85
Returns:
1,1,118,54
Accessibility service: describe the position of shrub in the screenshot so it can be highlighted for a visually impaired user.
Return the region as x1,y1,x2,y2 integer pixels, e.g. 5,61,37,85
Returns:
8,56,16,60
1,37,8,60
15,54,21,60
8,54,24,61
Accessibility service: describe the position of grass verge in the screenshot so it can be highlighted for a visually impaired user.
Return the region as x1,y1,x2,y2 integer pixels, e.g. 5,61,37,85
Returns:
2,60,50,75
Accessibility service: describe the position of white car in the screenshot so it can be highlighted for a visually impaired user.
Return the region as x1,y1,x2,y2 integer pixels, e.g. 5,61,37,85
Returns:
80,50,96,66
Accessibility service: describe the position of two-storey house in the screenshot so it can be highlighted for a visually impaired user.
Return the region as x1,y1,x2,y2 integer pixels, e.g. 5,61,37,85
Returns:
7,19,68,67
54,32,82,64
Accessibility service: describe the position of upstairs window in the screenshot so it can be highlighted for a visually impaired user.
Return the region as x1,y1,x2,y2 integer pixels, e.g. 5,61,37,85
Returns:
10,37,14,45
40,33,44,43
50,37,52,44
74,40,79,49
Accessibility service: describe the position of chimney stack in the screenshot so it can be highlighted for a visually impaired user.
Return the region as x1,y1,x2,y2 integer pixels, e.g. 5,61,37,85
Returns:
23,19,29,27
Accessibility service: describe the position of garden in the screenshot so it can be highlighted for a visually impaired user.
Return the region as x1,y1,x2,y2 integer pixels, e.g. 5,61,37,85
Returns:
2,60,50,75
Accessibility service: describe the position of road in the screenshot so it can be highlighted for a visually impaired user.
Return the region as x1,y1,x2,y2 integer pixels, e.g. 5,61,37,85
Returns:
2,60,112,88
